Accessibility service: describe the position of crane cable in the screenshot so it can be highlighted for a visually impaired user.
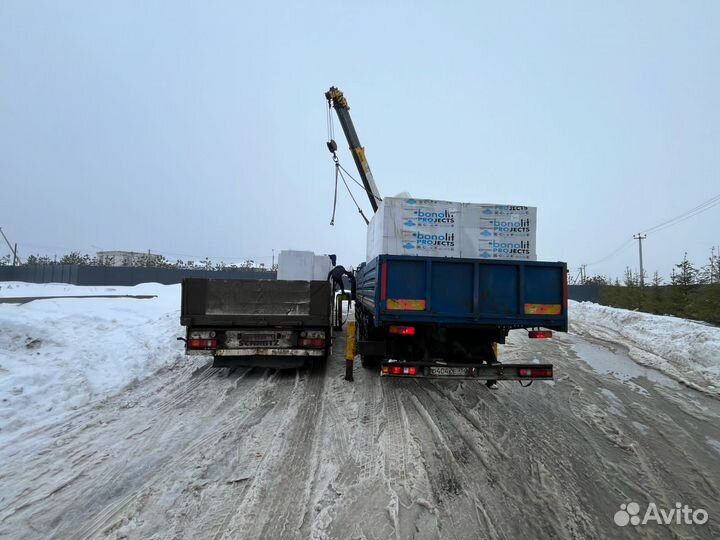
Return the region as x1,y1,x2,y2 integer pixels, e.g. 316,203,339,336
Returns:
336,160,370,225
326,101,371,226
336,162,383,206
330,161,339,226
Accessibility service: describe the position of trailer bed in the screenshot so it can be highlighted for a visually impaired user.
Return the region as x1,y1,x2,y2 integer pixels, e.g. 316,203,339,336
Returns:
356,255,567,331
181,279,331,327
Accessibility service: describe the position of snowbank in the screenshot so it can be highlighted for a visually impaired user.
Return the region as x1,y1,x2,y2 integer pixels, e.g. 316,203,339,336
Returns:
569,300,720,396
0,283,184,439
0,281,159,298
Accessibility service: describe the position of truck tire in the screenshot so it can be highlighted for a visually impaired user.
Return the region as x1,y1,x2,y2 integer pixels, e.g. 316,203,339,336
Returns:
358,315,382,369
361,355,380,369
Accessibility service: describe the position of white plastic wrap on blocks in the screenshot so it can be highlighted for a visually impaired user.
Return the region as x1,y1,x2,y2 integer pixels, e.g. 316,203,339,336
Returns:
277,250,314,280
367,197,537,261
312,255,332,281
277,250,332,281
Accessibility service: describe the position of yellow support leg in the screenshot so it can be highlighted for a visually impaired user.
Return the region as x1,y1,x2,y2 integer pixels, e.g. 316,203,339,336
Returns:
345,321,357,381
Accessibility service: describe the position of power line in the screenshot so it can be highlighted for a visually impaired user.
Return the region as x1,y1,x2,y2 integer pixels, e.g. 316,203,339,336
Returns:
583,191,720,269
642,192,720,235
585,239,634,267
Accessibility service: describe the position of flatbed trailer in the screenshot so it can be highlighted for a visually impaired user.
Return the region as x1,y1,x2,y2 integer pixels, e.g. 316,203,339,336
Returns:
354,254,568,382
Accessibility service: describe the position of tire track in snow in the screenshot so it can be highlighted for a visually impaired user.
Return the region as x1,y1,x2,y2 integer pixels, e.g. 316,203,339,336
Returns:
219,367,327,539
399,387,497,540
0,365,284,538
74,369,299,540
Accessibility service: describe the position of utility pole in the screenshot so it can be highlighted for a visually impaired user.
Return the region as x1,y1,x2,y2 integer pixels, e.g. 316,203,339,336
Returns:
580,264,587,284
0,227,20,266
272,249,275,268
633,233,647,287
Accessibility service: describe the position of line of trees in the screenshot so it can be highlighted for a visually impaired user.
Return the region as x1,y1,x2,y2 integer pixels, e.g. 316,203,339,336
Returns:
0,251,275,272
578,247,720,325
578,247,720,288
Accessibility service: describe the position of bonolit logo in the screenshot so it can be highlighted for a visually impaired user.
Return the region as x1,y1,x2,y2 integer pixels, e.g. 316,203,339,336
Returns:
614,502,708,527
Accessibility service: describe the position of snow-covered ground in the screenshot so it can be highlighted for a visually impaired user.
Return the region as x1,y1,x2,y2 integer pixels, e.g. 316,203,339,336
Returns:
569,300,720,396
2,285,718,448
1,283,719,539
0,283,183,443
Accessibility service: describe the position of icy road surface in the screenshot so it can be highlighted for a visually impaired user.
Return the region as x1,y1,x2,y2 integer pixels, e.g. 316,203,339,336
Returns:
0,296,719,539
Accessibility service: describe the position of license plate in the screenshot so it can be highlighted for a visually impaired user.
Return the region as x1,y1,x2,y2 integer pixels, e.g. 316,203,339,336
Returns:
429,366,472,377
238,340,280,347
227,331,291,348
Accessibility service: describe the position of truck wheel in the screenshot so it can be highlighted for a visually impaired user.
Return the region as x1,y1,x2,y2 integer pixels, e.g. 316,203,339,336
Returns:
357,314,382,369
483,342,498,388
361,355,380,369
306,356,327,372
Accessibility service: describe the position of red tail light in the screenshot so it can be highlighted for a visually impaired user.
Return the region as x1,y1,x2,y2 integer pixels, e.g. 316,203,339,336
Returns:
388,325,416,336
382,366,418,375
519,368,553,378
188,338,217,350
298,338,326,349
528,330,553,339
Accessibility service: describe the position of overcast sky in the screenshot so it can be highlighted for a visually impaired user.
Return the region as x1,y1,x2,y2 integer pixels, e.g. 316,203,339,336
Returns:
1,1,718,280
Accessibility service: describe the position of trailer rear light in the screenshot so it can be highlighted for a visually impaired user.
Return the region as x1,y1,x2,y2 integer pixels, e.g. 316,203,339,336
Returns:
382,366,418,375
518,367,553,378
298,338,326,349
388,325,416,336
188,338,217,349
528,330,553,339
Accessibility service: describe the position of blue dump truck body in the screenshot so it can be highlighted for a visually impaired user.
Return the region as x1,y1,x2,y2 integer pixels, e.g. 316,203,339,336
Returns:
354,254,568,381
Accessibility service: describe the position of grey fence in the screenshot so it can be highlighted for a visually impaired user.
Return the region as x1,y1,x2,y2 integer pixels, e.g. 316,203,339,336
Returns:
0,265,276,286
568,285,601,303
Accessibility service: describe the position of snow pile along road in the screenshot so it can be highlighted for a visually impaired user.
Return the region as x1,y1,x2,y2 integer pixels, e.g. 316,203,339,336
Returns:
569,300,720,395
0,283,184,441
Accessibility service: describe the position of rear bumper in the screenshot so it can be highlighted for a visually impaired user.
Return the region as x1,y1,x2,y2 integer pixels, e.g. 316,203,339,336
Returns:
380,361,553,380
213,348,325,357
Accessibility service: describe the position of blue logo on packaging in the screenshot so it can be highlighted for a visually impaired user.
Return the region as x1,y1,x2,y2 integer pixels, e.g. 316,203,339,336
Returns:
480,251,492,258
490,218,531,233
406,199,417,205
411,209,455,225
404,220,416,227
410,232,456,249
480,230,491,237
489,240,531,255
495,205,529,212
482,208,493,215
403,242,415,250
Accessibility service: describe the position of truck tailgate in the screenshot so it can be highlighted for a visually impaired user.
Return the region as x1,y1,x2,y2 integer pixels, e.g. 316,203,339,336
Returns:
181,279,331,327
357,255,567,331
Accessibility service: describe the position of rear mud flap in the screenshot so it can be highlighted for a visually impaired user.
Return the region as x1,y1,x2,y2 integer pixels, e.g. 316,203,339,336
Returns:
213,357,307,370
